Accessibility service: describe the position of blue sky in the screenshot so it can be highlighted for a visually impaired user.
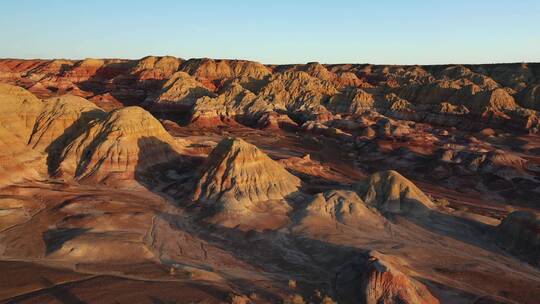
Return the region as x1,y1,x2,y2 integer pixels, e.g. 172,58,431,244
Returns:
1,0,539,64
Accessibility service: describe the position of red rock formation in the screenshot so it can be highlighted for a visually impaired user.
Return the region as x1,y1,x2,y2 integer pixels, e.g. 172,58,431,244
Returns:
335,251,440,304
1,58,540,133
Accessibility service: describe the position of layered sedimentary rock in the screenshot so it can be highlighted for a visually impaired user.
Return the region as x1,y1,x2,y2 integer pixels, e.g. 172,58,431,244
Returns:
257,71,338,120
61,58,113,84
190,82,258,125
1,61,540,303
193,137,301,212
0,84,183,186
326,88,376,114
23,59,75,82
0,84,43,141
57,106,183,183
497,211,540,263
293,61,370,88
356,170,435,215
191,70,340,125
335,251,440,304
180,58,271,89
131,55,182,80
153,71,215,108
302,190,385,228
29,95,106,151
0,126,45,185
0,85,47,184
3,58,540,133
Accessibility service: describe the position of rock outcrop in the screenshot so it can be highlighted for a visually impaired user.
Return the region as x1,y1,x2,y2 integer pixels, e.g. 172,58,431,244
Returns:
326,88,376,114
3,58,540,133
154,71,215,108
0,84,43,141
0,125,45,185
257,71,338,120
193,137,301,212
356,170,435,215
180,58,270,84
0,85,185,186
131,55,182,80
335,251,439,304
190,82,258,125
0,85,47,184
61,58,106,82
302,190,385,228
29,95,106,151
57,106,183,184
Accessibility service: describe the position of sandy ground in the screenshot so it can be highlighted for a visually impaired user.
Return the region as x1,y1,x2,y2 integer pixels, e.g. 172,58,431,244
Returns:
1,125,540,303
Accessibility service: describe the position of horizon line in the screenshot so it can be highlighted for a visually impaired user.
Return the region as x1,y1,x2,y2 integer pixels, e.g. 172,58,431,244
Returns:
1,56,538,67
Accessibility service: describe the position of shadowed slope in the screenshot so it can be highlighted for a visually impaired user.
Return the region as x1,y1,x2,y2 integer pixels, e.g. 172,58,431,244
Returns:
336,251,440,304
57,106,184,184
194,137,301,209
301,190,386,229
193,137,301,229
356,170,435,216
29,95,105,152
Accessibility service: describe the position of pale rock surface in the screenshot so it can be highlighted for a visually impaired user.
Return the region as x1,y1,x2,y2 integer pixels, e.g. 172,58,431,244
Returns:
326,88,375,114
356,170,435,215
155,71,216,107
62,58,106,82
302,190,386,228
190,82,258,124
180,58,270,81
132,55,182,80
57,106,183,183
193,137,301,212
0,83,43,142
0,126,45,185
257,71,338,118
29,95,106,151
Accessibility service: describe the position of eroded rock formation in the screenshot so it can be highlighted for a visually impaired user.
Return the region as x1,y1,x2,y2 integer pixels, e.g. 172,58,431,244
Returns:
57,106,183,183
302,190,386,228
29,95,106,151
356,170,435,216
335,251,439,304
3,58,540,134
193,137,301,212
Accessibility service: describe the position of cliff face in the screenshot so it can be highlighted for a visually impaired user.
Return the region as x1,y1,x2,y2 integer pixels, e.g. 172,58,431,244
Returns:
2,58,540,132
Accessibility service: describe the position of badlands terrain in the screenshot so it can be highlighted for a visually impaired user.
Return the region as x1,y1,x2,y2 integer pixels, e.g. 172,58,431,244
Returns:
0,57,539,303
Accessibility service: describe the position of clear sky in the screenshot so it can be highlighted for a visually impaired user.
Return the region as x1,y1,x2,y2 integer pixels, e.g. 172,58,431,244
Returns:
1,0,539,64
